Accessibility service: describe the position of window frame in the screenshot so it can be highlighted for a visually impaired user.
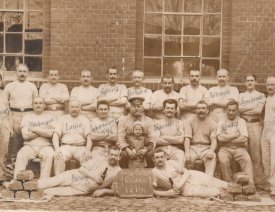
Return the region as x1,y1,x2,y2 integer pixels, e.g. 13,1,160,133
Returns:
143,0,223,79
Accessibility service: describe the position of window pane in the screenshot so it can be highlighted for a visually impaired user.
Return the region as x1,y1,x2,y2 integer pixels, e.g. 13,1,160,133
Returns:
0,12,3,32
201,59,219,77
145,0,163,12
0,33,3,52
163,57,182,77
202,37,220,57
25,12,43,32
144,58,161,77
25,33,43,54
165,15,181,35
5,56,23,71
0,56,4,71
5,12,23,32
144,13,162,34
164,0,183,13
203,15,220,35
184,0,202,13
183,37,199,56
204,0,221,13
6,33,22,53
27,0,43,10
144,35,162,56
25,56,42,72
183,16,200,35
164,36,181,56
5,0,23,10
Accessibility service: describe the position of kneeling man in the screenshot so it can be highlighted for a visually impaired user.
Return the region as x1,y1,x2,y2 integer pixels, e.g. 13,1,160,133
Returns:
14,97,55,179
152,149,227,198
38,146,121,197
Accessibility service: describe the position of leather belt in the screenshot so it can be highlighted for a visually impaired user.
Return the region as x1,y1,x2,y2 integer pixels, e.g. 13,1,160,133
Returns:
243,117,260,123
10,107,33,112
45,105,65,111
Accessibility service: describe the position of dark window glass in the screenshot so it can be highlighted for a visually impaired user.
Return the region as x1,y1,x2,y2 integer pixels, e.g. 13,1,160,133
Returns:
6,33,22,53
201,59,219,77
25,56,42,72
184,0,202,13
25,11,43,32
145,0,163,12
5,12,23,32
183,16,200,35
183,37,200,56
144,58,161,77
202,37,220,57
203,15,221,35
164,36,181,56
204,0,221,13
25,33,43,54
165,15,181,35
0,34,3,53
164,0,183,12
144,35,162,56
145,13,162,34
5,56,23,71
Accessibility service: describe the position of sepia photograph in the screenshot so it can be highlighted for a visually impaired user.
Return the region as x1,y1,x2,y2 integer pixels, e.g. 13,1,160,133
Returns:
0,0,275,211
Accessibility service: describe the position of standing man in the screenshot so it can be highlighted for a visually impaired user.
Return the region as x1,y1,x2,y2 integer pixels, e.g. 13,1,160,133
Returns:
118,97,155,168
38,146,121,197
205,69,239,122
97,67,127,121
90,101,117,159
151,75,180,120
184,101,217,176
217,100,255,188
127,70,152,112
154,99,185,168
4,64,38,170
70,70,99,120
53,98,92,175
261,76,275,196
0,74,12,180
14,97,55,179
39,70,69,118
179,69,208,121
239,74,267,191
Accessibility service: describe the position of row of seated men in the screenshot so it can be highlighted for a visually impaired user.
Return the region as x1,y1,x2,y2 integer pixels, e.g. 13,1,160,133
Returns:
0,64,275,196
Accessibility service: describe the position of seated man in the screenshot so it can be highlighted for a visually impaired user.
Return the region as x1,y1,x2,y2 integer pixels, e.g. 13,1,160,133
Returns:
154,99,185,168
53,98,92,175
217,100,255,188
152,149,228,198
90,100,117,158
38,146,121,197
14,97,55,179
184,101,217,176
118,97,155,168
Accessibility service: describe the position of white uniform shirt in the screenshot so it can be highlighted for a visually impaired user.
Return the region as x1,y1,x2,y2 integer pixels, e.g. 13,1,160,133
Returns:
39,83,69,105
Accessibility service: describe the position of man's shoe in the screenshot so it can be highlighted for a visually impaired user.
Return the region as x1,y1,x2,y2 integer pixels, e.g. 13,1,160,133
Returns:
234,172,250,186
256,184,270,192
228,182,242,194
243,183,256,195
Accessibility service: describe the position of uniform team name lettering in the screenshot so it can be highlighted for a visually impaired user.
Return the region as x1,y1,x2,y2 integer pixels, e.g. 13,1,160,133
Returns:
154,122,174,131
100,87,119,95
0,108,9,116
72,174,87,182
66,123,82,131
29,118,54,127
128,89,147,97
240,95,264,106
221,122,238,131
91,119,115,132
209,90,230,98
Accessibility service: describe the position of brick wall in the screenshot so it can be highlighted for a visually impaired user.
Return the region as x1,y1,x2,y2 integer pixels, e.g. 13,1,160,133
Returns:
49,0,137,81
229,0,275,84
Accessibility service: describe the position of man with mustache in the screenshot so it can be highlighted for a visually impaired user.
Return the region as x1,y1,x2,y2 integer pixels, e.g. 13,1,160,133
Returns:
205,69,239,123
4,64,38,172
217,100,255,189
37,146,121,197
13,97,55,179
151,75,180,120
179,69,208,121
152,149,228,198
118,97,155,168
239,74,268,191
97,67,127,121
184,101,217,176
39,70,69,119
71,70,99,120
261,76,275,196
53,98,92,175
90,101,117,159
154,99,185,168
126,70,152,114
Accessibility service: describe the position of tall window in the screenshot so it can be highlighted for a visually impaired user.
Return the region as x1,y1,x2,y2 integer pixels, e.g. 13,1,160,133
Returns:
0,0,43,72
144,0,222,78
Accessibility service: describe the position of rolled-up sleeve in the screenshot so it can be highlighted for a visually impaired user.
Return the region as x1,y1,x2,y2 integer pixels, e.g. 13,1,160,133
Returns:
117,117,129,150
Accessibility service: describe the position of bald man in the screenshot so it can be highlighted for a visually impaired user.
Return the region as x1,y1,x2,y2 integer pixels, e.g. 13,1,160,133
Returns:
205,69,239,123
39,70,69,118
14,97,55,179
53,99,92,175
262,77,275,196
70,70,99,120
